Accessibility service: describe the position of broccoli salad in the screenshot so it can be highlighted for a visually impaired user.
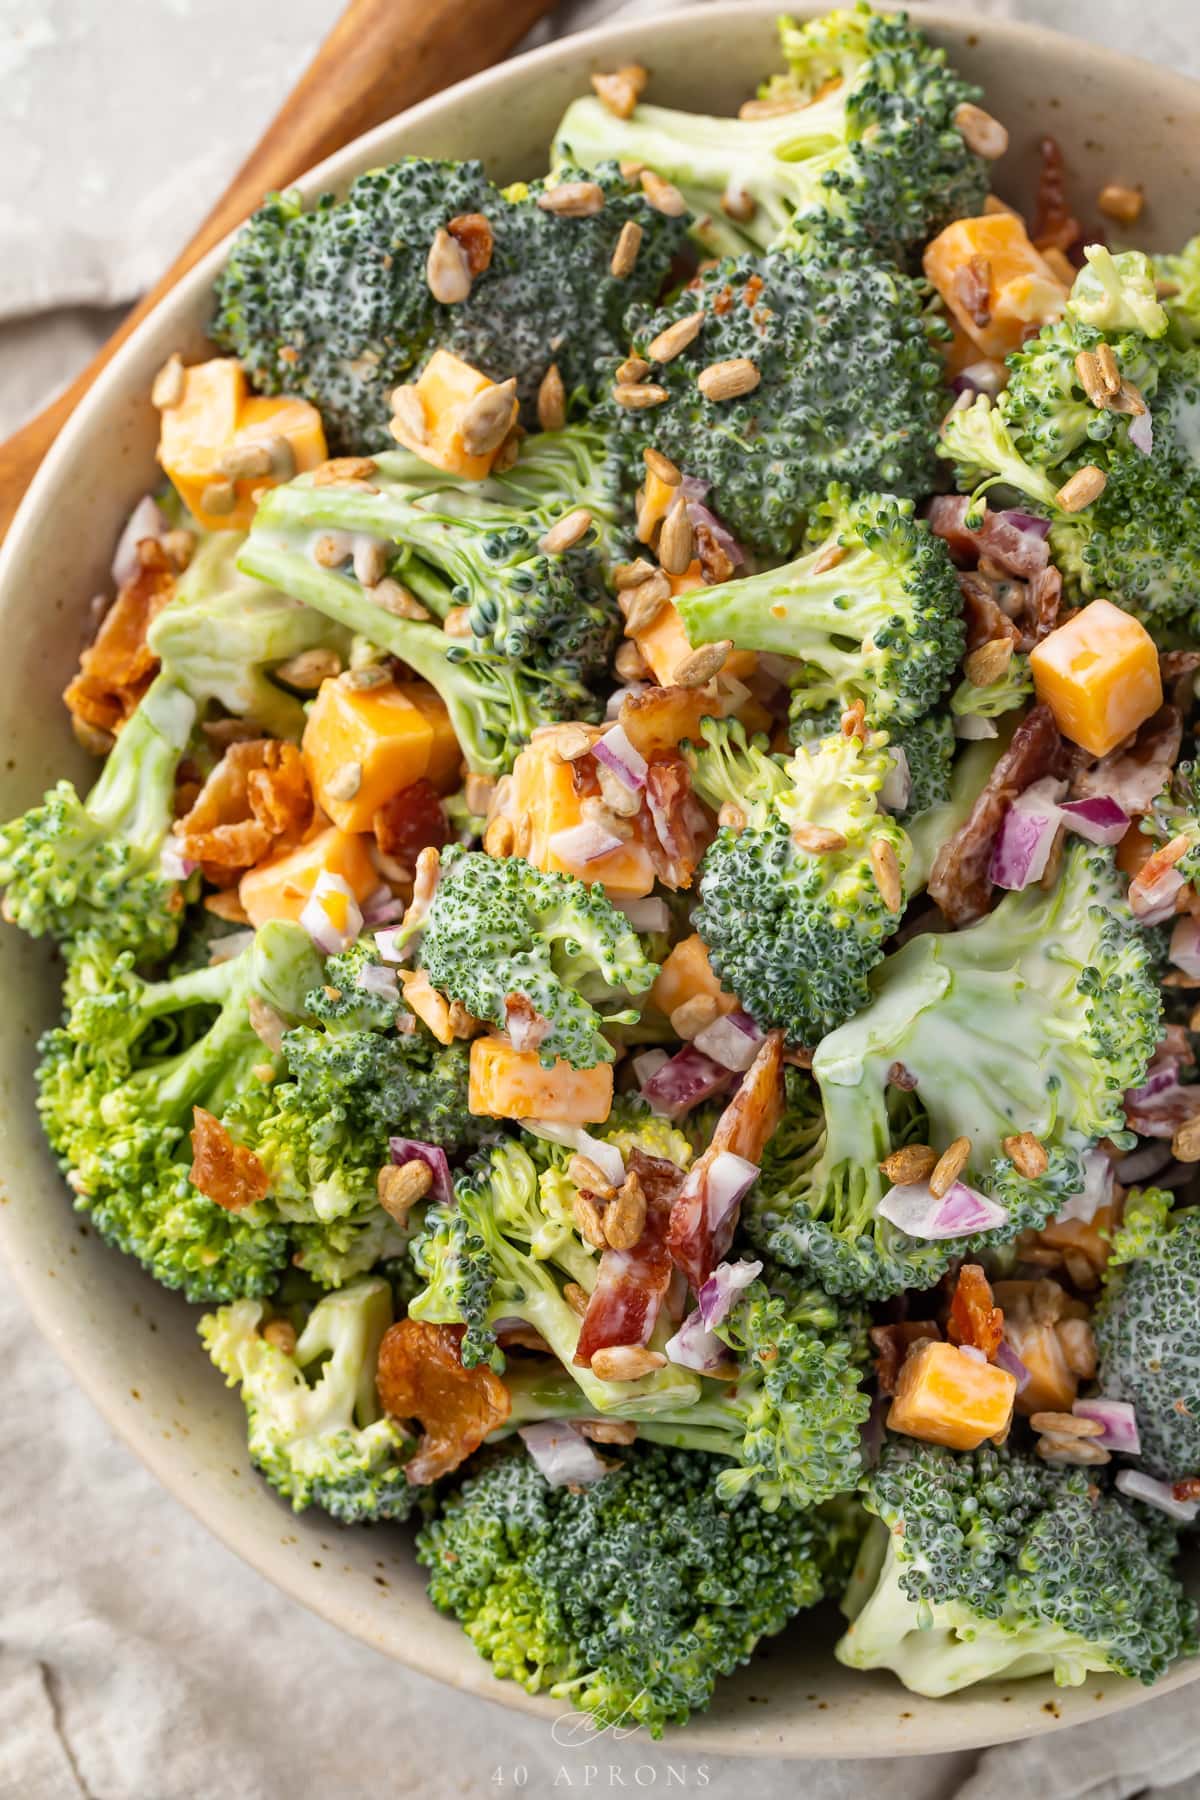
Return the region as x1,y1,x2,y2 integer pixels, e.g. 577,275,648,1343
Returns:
9,1,1200,1734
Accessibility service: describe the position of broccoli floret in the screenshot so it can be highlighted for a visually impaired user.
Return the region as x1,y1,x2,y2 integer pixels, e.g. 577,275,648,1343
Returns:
836,1441,1196,1694
146,531,350,741
240,447,620,775
678,486,963,729
602,242,948,559
1146,752,1200,888
211,158,686,451
1154,235,1200,346
201,1276,421,1522
419,1441,849,1737
940,248,1200,635
39,922,324,1300
0,675,196,958
950,653,1033,722
884,712,956,824
411,846,658,1069
1094,1191,1200,1483
554,6,987,263
687,718,911,1044
747,843,1162,1296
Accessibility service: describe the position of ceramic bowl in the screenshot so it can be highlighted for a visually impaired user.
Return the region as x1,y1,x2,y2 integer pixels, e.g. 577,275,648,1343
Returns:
3,3,1198,1757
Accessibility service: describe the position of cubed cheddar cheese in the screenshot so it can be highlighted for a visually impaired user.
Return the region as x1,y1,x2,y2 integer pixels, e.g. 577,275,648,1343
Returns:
388,349,517,481
636,469,681,544
302,676,461,833
887,1339,1017,1450
1029,599,1162,757
650,932,738,1019
618,683,715,759
468,1035,614,1124
238,825,377,928
157,358,327,531
508,741,657,898
633,567,757,689
1003,1316,1079,1416
924,213,1069,360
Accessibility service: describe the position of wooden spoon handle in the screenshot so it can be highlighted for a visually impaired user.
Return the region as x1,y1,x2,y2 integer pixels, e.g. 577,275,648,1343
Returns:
0,0,557,540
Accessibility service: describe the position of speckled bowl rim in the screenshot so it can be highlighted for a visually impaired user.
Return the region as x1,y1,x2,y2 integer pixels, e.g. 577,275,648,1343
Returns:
2,3,1199,1758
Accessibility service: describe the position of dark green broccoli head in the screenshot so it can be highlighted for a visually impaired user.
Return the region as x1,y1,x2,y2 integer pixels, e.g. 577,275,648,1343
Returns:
1095,1192,1200,1484
412,846,659,1068
748,844,1163,1296
837,1440,1197,1693
885,713,956,823
554,6,987,264
201,1277,422,1523
418,1442,846,1736
688,720,911,1044
212,157,686,452
602,242,947,558
678,486,963,728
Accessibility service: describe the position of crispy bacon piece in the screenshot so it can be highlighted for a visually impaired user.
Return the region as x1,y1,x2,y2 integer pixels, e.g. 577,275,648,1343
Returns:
375,1318,511,1485
1173,1477,1200,1503
929,704,1066,925
1161,650,1200,712
1025,564,1062,647
190,1107,269,1211
1031,134,1082,254
643,752,710,890
667,1031,785,1290
574,1151,682,1368
1071,705,1182,817
929,496,1051,581
869,1321,942,1396
178,740,312,876
373,779,450,867
959,571,1022,652
64,541,175,736
947,1265,1004,1359
446,213,494,277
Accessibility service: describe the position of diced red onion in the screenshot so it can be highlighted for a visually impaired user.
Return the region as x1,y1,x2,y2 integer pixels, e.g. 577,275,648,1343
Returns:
692,1012,762,1073
1170,914,1200,978
641,1045,733,1118
1130,864,1186,925
1054,1148,1114,1225
362,885,405,926
1127,1063,1183,1107
1128,408,1154,457
632,1048,670,1088
299,871,363,956
879,1176,1009,1240
547,821,624,866
998,510,1051,540
1114,1141,1173,1184
959,1344,987,1364
1116,1468,1198,1523
160,837,197,882
518,1421,611,1487
208,927,255,966
356,962,399,1001
698,1149,760,1233
989,779,1065,890
593,723,647,792
389,1137,453,1208
955,714,999,740
880,746,912,814
1058,795,1130,847
374,927,406,965
680,474,709,503
664,1306,737,1376
1073,1397,1141,1454
112,494,170,587
524,1121,625,1189
613,896,670,933
996,1336,1031,1392
697,1257,763,1329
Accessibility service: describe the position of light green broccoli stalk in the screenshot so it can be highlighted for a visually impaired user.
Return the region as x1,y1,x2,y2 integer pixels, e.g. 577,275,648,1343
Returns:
409,846,659,1069
201,1276,422,1522
837,1441,1196,1694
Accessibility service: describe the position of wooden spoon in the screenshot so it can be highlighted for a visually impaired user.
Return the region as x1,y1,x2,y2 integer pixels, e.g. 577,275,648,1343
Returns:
0,0,558,541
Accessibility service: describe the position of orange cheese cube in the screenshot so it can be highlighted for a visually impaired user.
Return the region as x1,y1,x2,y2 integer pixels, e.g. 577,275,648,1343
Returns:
924,214,1069,360
388,349,517,481
636,468,680,544
1029,599,1162,757
1004,1316,1079,1417
887,1339,1017,1450
302,677,460,833
508,742,656,898
157,358,327,530
634,571,757,688
650,933,738,1020
468,1035,614,1124
238,826,377,928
